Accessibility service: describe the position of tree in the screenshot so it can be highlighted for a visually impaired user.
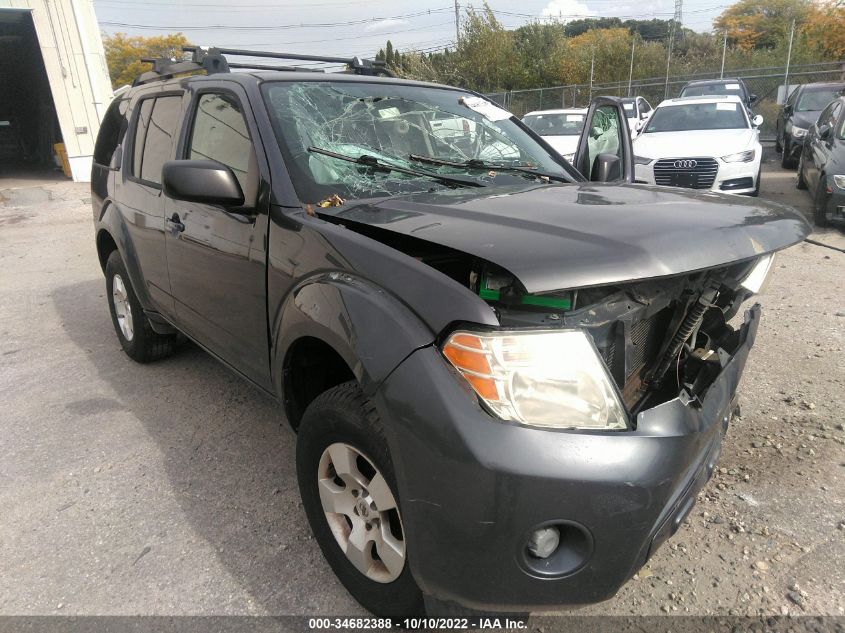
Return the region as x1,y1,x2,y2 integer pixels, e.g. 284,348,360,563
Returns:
103,32,191,88
714,0,810,51
802,0,845,59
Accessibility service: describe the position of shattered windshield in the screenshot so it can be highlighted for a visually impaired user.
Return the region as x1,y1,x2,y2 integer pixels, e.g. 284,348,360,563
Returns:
261,81,573,203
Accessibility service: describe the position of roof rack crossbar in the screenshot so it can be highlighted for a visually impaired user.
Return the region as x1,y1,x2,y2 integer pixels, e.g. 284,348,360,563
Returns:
226,62,325,73
183,46,390,76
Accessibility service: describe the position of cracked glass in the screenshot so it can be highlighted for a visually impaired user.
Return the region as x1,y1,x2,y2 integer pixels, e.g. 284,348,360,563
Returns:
261,81,574,204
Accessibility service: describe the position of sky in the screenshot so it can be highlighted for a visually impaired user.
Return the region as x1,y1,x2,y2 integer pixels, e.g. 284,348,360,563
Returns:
92,0,735,71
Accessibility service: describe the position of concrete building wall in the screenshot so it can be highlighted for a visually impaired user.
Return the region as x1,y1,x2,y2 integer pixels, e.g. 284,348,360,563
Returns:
0,0,113,181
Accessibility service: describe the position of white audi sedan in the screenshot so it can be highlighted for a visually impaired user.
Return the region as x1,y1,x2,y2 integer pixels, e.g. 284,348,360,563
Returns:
633,95,763,196
521,108,587,163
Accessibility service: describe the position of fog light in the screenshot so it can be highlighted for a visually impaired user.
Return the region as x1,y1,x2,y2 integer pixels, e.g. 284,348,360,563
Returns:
527,526,560,559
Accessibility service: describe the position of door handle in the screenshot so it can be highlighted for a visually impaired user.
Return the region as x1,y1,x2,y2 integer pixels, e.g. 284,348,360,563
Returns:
167,213,185,233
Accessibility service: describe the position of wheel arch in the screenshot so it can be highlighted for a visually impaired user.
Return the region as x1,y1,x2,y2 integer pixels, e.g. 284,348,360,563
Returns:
274,273,436,429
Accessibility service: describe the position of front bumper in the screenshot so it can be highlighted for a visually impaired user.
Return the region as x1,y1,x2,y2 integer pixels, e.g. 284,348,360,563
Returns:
636,158,760,195
375,305,760,611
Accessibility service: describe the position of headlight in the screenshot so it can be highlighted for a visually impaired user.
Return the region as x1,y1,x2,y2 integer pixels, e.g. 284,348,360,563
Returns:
833,175,845,190
791,126,807,139
442,329,627,430
740,253,775,294
722,150,756,163
634,155,653,165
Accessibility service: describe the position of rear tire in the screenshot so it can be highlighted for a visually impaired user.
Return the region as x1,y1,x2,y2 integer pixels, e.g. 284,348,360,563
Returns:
296,381,424,618
105,250,176,363
813,178,830,228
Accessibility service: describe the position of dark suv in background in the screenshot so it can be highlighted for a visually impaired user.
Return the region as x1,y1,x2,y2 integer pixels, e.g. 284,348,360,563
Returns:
777,81,845,168
679,78,757,110
91,47,809,617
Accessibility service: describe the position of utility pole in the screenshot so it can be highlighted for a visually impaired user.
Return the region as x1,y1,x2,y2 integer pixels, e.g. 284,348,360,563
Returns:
783,19,795,102
628,36,636,97
454,0,460,43
720,30,727,78
665,0,683,99
589,50,595,103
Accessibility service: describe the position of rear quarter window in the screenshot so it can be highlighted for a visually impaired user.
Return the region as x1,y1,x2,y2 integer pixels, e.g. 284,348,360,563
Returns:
93,98,127,167
131,94,183,186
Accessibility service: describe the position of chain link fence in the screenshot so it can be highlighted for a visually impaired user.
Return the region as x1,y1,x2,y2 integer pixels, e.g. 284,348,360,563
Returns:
485,61,845,140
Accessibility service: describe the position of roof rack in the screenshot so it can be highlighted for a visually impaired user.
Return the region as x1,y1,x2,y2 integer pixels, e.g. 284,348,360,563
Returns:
134,46,391,85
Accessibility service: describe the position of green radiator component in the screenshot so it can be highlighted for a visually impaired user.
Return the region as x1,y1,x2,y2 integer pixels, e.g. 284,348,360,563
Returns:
479,276,571,310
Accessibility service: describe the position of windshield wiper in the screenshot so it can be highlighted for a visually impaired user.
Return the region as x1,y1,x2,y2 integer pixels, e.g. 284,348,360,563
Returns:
408,154,570,183
308,146,483,188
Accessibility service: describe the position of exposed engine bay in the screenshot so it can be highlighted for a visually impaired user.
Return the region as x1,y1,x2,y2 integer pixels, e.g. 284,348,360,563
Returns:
322,212,760,419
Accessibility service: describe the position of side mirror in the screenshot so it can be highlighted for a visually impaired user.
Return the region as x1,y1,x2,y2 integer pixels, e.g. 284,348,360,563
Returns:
591,153,622,182
751,114,764,127
783,104,792,115
640,111,649,120
162,160,245,207
749,93,758,105
819,125,831,140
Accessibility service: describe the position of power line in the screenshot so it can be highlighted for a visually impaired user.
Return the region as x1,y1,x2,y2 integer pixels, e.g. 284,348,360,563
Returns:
100,7,452,31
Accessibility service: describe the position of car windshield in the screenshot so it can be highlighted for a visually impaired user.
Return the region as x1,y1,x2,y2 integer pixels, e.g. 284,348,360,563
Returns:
680,83,744,100
522,112,585,136
261,81,572,202
644,102,748,133
797,88,844,112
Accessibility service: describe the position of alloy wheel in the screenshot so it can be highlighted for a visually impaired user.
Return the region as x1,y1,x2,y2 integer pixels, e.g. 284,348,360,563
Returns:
112,274,134,341
317,442,406,583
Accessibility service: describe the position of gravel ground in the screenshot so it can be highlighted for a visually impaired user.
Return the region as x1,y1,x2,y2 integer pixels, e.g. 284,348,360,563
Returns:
0,148,843,619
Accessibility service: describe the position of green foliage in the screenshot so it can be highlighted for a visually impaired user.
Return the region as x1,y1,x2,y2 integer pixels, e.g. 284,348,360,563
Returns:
103,32,191,88
380,0,839,94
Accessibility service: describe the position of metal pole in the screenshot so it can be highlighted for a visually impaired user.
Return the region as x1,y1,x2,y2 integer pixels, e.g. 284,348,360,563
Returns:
589,51,595,102
628,36,636,97
783,19,795,100
454,0,460,43
720,30,727,78
664,26,674,100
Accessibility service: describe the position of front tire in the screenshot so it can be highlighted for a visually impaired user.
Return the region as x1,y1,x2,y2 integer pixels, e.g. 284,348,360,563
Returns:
105,250,176,363
781,137,796,169
751,165,761,197
296,381,424,618
813,178,830,228
796,153,807,190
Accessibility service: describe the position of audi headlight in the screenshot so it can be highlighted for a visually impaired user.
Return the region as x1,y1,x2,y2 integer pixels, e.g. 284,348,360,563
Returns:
634,155,653,165
740,253,775,294
442,329,628,430
791,126,807,139
833,175,845,190
722,150,756,163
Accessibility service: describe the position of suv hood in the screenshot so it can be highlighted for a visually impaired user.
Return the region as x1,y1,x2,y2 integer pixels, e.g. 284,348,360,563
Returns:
326,182,810,293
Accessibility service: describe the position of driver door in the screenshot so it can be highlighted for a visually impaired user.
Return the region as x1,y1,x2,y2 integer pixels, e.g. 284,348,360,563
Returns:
572,97,634,183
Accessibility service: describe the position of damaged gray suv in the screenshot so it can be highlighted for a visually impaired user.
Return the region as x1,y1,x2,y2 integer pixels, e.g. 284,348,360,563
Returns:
91,48,810,616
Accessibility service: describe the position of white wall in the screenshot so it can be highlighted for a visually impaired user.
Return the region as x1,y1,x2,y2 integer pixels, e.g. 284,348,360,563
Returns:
0,0,113,181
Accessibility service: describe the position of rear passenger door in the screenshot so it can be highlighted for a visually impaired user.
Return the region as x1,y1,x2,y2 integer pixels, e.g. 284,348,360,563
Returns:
117,92,183,317
163,84,271,389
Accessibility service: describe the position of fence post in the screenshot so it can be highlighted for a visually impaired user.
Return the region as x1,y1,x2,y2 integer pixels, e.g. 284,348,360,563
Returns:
783,19,795,101
628,36,636,97
589,51,595,102
720,30,727,78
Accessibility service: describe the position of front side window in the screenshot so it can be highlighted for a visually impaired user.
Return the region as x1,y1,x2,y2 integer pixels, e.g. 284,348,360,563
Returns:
645,102,748,133
262,81,572,203
188,92,255,198
522,112,585,136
